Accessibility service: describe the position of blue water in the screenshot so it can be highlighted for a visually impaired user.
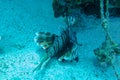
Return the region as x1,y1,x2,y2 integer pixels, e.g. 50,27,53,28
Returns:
0,0,120,80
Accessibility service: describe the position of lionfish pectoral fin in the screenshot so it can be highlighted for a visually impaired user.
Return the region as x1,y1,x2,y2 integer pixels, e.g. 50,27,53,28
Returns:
34,32,56,50
33,58,51,72
58,44,78,62
58,50,73,61
33,54,51,72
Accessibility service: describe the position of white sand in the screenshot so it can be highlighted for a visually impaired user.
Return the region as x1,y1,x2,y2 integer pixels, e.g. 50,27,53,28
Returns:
0,0,120,80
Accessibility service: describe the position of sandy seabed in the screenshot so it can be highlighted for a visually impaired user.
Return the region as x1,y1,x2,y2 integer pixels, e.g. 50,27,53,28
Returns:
0,0,120,80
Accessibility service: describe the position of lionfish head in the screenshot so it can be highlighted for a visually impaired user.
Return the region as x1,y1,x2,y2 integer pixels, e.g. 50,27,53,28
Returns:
34,32,55,50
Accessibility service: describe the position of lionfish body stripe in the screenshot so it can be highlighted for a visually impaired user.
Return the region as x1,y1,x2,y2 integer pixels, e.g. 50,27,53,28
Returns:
46,28,70,57
33,27,78,71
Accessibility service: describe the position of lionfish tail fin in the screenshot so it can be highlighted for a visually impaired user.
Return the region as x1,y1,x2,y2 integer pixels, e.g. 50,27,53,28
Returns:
34,32,56,50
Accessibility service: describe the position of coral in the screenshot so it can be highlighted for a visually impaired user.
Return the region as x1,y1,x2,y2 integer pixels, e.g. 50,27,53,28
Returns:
52,0,95,18
94,0,120,79
94,34,120,64
52,0,120,18
94,35,120,80
52,0,67,17
94,0,120,66
94,0,120,65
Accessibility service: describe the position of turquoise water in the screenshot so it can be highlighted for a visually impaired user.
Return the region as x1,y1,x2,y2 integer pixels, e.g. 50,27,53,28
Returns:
0,0,120,80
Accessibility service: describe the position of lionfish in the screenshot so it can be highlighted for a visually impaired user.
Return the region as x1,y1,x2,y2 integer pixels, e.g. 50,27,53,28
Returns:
33,27,79,71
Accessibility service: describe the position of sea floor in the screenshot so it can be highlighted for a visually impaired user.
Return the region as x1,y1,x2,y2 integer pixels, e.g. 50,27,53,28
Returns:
0,0,120,80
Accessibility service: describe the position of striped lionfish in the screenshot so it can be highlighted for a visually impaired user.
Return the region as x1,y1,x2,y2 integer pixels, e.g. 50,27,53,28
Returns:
33,27,79,71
